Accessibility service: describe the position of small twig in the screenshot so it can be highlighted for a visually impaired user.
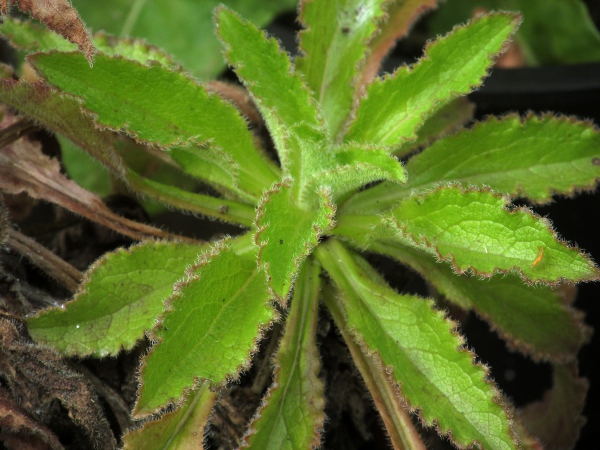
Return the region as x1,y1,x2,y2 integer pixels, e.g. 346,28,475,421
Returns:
76,364,135,434
5,227,82,293
0,118,38,149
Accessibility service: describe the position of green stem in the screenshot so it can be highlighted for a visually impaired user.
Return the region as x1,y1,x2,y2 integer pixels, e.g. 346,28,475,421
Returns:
120,0,149,37
126,169,256,228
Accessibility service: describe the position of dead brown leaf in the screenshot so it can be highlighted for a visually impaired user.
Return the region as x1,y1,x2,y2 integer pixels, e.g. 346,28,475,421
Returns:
0,115,196,243
518,364,588,450
0,0,94,64
0,386,64,450
0,319,116,449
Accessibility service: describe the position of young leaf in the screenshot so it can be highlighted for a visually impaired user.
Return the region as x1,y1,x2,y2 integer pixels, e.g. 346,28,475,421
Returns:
344,13,520,147
316,239,517,450
216,6,325,169
134,236,276,418
255,181,335,303
27,241,205,358
295,0,389,138
307,143,407,202
30,52,278,199
385,186,599,283
242,258,325,449
1,0,94,64
123,385,217,450
281,124,406,206
364,114,600,209
371,241,590,362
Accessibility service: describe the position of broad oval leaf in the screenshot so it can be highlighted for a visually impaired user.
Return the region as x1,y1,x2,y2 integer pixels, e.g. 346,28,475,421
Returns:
242,258,325,449
387,186,599,283
317,239,517,450
371,241,590,362
27,240,204,357
344,13,520,147
134,236,276,418
255,181,335,303
29,51,278,199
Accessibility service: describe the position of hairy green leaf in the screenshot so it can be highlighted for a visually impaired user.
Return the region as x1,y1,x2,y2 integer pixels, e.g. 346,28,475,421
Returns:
0,77,124,176
345,13,519,147
71,0,297,79
27,241,204,357
384,186,599,283
242,258,325,449
356,114,600,212
371,241,590,362
322,284,424,449
430,0,600,65
307,143,407,202
123,385,217,450
317,239,517,450
0,17,176,67
255,181,334,302
216,6,325,171
30,52,278,199
134,236,275,417
295,0,388,139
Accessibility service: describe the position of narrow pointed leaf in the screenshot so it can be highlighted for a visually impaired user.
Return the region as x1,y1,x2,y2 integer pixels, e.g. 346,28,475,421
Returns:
1,0,94,64
345,13,519,147
27,241,204,357
371,241,590,362
322,285,425,450
359,0,440,89
398,115,600,204
0,17,176,67
242,258,325,449
317,239,517,450
216,7,325,168
123,385,217,450
386,186,599,283
30,52,278,199
0,77,124,176
295,0,389,138
134,236,275,418
255,181,335,302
